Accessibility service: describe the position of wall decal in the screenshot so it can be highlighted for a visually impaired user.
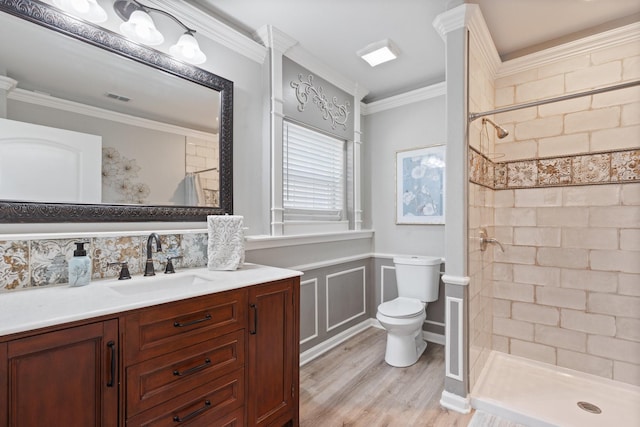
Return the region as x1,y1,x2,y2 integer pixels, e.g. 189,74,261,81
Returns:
291,73,350,130
102,147,150,204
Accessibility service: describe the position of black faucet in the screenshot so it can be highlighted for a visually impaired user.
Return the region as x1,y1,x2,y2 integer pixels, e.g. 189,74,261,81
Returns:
144,233,162,276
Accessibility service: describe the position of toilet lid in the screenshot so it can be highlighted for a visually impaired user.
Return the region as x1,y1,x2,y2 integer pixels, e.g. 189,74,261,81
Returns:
378,297,424,318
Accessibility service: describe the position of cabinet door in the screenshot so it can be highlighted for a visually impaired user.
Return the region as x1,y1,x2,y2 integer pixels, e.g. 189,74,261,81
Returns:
6,320,118,427
247,278,299,427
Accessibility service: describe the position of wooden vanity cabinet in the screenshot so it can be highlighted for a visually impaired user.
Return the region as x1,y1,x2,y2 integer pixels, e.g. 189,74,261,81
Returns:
1,319,119,427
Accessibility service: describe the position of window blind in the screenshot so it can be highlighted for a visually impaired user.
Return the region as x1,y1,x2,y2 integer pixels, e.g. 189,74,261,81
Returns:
283,121,345,221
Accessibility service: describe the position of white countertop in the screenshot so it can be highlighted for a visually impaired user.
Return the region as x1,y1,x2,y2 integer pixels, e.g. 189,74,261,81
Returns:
0,263,302,337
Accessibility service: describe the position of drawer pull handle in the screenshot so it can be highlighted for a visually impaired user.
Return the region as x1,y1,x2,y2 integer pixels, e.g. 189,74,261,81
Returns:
172,400,211,423
107,341,116,388
249,304,257,335
173,313,212,328
173,358,211,377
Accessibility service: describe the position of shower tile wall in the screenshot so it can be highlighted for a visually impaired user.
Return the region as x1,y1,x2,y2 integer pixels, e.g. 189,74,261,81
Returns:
488,39,640,386
467,32,495,389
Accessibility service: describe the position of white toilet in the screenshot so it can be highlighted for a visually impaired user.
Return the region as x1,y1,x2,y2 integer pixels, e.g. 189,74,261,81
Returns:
376,255,441,367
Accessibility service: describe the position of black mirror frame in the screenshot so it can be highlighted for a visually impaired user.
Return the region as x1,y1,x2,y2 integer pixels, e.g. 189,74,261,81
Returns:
0,0,233,222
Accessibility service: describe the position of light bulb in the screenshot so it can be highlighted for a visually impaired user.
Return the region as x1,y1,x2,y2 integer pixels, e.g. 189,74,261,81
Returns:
120,10,164,46
170,32,206,65
53,0,107,23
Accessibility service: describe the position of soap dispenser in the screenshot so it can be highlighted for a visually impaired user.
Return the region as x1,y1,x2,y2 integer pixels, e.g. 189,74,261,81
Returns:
69,241,91,287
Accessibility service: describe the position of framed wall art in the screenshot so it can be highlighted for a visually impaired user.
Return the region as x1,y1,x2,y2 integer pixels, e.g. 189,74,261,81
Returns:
396,144,446,224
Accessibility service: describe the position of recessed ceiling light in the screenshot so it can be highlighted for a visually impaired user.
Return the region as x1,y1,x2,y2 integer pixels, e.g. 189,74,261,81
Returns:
357,39,399,67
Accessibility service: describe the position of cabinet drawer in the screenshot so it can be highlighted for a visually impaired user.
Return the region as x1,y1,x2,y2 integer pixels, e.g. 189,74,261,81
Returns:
124,289,247,364
126,369,244,427
126,329,245,417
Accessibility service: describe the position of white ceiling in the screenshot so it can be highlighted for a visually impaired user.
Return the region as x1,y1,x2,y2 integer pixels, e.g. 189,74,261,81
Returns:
191,0,640,102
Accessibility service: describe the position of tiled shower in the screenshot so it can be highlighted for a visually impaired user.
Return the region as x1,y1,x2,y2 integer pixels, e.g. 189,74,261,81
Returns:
467,28,640,390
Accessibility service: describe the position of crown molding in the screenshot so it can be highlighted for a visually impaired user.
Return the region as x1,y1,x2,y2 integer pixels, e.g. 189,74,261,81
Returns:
432,3,471,40
466,5,501,79
497,21,640,78
0,75,17,92
362,81,446,115
254,25,298,53
147,0,267,64
9,88,216,140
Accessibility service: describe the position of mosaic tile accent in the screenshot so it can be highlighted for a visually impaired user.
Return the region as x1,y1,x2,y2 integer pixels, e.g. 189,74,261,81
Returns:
30,239,80,287
611,149,640,181
93,236,143,279
0,240,29,290
507,160,538,188
572,153,611,183
538,158,572,186
469,147,640,190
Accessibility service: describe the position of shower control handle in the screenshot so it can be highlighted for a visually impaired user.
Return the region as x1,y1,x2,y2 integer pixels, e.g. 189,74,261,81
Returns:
479,228,505,252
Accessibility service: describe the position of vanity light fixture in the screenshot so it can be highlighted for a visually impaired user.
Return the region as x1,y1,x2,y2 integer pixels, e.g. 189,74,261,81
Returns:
52,0,108,23
357,39,399,67
113,0,207,64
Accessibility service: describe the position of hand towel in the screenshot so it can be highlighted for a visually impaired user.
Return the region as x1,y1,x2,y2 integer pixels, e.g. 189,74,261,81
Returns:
185,173,205,206
207,215,245,270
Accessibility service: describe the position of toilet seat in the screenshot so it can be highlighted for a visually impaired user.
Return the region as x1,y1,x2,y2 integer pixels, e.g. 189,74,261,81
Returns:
378,297,424,319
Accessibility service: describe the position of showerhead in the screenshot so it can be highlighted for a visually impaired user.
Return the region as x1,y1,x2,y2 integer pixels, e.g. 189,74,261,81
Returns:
482,118,509,139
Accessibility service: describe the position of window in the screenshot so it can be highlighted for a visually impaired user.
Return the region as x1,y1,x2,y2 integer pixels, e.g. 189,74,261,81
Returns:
283,121,345,222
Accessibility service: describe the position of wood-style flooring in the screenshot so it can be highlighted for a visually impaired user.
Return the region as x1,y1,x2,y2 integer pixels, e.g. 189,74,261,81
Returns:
299,327,475,427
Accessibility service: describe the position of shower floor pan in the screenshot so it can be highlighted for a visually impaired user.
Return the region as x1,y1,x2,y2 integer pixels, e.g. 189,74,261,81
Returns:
470,351,640,427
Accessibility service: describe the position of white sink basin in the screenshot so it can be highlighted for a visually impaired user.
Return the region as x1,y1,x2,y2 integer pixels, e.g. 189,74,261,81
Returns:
107,273,212,296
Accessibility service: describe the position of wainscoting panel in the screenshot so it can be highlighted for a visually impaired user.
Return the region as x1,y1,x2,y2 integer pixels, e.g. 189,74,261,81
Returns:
326,266,367,332
300,278,318,344
380,265,397,304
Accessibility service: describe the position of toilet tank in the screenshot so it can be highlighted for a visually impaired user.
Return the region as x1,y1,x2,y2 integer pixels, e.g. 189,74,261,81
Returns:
393,256,441,302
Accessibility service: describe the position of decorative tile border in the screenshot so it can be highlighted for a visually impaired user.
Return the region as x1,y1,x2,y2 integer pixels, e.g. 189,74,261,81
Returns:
0,232,209,292
469,147,640,189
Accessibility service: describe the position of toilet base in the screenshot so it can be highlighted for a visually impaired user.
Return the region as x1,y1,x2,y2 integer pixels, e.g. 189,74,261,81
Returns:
384,329,428,367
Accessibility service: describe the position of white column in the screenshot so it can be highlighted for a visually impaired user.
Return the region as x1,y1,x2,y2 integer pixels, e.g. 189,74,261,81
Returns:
352,84,367,230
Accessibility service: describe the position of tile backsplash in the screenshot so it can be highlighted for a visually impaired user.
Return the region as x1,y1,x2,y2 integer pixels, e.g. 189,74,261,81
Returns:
0,232,208,292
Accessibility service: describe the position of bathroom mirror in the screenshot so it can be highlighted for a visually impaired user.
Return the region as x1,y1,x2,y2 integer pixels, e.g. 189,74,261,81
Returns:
0,0,233,222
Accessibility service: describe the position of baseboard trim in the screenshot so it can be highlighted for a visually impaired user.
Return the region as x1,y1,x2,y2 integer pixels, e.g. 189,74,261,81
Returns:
300,318,375,366
440,390,471,414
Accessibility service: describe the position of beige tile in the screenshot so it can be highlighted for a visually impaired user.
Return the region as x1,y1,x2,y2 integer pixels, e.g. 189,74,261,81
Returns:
588,335,640,364
495,207,537,226
617,317,640,342
537,247,589,269
495,86,514,107
588,292,640,318
621,183,640,205
493,226,514,245
621,229,640,251
538,96,591,117
494,246,537,265
537,286,586,310
537,207,589,227
538,133,589,158
514,187,562,207
494,190,514,208
493,299,512,318
495,107,538,127
513,265,561,287
514,227,561,247
494,69,539,89
515,75,565,103
493,262,513,281
562,228,618,250
623,55,640,81
622,102,640,126
619,273,640,296
592,85,640,108
589,206,640,228
560,309,616,336
564,107,620,134
493,318,534,340
565,61,622,92
534,324,586,352
590,250,640,274
510,339,556,365
591,41,640,65
537,54,590,79
560,268,617,293
492,335,510,353
571,153,611,184
493,140,538,162
493,281,535,302
591,125,640,152
562,185,620,206
512,302,559,325
515,116,563,140
613,361,640,386
557,349,613,379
